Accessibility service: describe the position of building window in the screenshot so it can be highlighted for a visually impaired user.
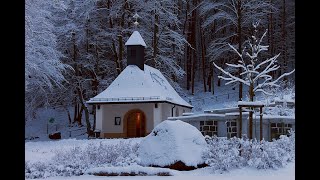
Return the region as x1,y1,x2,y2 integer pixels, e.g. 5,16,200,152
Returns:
270,122,292,140
227,120,237,138
200,120,218,137
175,108,179,116
115,117,121,125
97,105,100,110
155,103,158,108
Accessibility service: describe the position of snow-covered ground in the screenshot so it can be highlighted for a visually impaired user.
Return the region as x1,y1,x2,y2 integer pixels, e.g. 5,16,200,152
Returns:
25,133,294,180
25,107,89,141
28,162,295,180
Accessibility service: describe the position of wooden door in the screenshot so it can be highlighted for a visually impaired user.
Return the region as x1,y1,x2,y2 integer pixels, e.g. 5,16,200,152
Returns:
127,114,137,137
126,111,146,138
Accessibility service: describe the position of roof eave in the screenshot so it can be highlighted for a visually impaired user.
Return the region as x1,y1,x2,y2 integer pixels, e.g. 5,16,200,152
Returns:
86,100,193,109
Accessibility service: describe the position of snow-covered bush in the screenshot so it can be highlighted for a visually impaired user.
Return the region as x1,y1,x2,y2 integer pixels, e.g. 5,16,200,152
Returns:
25,140,140,179
203,131,295,172
138,120,207,169
261,83,295,116
203,136,242,172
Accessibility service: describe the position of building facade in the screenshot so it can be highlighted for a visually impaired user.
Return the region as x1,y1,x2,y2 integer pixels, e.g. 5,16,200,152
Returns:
87,31,192,138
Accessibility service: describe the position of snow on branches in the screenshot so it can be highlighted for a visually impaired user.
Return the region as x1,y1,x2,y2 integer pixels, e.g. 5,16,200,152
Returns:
213,23,295,98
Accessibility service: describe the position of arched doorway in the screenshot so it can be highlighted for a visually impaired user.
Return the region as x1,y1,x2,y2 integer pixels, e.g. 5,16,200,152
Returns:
124,109,146,138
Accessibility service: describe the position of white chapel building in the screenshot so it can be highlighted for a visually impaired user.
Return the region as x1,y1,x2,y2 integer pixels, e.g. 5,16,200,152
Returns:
87,31,193,138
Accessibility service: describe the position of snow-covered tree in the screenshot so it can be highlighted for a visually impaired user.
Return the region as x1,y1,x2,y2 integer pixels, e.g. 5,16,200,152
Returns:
132,0,189,81
213,22,295,138
25,0,71,121
213,22,294,101
200,0,276,98
25,0,70,92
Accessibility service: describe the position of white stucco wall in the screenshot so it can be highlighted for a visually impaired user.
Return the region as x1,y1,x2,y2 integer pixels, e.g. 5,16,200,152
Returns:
94,102,192,136
161,103,192,120
100,103,154,134
153,103,162,127
96,106,103,131
161,103,173,120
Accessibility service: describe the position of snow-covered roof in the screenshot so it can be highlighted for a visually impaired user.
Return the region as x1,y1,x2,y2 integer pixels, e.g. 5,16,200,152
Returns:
125,31,147,47
203,107,239,114
238,101,264,106
168,113,230,121
87,65,192,108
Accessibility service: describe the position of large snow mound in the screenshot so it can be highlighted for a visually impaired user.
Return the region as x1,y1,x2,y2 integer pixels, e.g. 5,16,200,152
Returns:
137,120,207,167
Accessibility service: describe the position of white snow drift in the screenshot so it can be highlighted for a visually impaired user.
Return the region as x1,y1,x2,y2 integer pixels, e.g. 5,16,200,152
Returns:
137,120,207,167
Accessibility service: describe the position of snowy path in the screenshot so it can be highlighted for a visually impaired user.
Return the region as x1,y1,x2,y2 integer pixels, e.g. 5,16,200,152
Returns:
31,162,294,180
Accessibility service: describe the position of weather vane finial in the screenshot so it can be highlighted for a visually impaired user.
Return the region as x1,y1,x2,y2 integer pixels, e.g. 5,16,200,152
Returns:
133,12,140,28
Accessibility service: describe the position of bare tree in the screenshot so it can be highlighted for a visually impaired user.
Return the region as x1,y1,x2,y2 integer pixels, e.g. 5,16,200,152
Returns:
213,22,295,138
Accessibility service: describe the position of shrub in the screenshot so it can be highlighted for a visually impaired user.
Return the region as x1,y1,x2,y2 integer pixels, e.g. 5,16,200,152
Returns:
203,131,295,172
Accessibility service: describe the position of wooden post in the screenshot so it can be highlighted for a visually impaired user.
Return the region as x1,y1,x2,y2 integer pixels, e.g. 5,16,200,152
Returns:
249,110,253,139
260,106,263,141
239,106,242,138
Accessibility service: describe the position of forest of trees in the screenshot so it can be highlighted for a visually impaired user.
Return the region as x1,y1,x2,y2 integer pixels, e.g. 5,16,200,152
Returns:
25,0,295,133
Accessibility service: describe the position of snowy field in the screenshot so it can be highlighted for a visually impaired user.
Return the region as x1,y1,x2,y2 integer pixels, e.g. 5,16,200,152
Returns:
32,162,294,180
26,135,295,180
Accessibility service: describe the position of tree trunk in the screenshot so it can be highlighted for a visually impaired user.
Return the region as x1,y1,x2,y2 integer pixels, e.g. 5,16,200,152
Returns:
73,100,77,123
118,34,124,71
268,0,275,79
207,62,212,93
153,10,159,68
108,16,121,75
212,66,214,95
237,0,243,101
112,40,121,75
77,104,83,126
190,0,198,95
186,1,191,90
77,87,92,136
200,18,207,92
249,82,254,139
281,0,288,83
66,108,72,126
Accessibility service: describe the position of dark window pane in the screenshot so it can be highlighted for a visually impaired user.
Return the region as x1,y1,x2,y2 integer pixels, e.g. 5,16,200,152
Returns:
203,126,209,131
231,133,237,137
232,127,237,132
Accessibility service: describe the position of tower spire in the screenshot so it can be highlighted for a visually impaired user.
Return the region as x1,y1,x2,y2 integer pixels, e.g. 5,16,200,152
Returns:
133,12,140,29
